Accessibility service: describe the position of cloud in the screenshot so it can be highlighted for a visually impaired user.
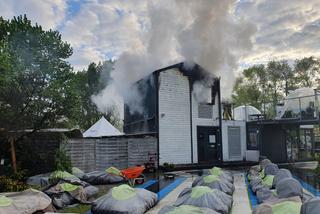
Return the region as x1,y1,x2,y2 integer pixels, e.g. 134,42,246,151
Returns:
61,0,320,71
236,0,320,65
0,0,67,30
60,0,148,71
91,0,256,114
2,0,320,77
68,46,105,71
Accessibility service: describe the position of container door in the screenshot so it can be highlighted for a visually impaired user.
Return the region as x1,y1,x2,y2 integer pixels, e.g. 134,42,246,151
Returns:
197,126,220,163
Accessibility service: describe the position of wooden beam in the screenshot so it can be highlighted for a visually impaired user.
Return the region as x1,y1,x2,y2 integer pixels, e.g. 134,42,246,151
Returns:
10,137,17,174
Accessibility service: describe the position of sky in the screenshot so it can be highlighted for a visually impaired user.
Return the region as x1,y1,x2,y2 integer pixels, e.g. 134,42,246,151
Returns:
1,0,320,72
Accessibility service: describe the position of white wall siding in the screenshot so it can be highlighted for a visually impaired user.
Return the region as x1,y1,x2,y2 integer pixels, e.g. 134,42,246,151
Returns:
158,69,192,164
191,93,220,163
221,120,247,161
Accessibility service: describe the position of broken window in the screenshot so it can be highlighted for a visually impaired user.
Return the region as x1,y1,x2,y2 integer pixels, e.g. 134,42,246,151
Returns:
198,104,213,118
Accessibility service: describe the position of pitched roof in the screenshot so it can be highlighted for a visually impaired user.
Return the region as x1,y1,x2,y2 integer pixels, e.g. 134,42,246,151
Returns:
83,117,122,137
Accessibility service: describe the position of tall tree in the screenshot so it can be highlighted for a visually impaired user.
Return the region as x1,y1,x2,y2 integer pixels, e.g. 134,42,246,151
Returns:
232,57,320,115
0,15,80,156
232,77,262,109
294,57,320,88
73,60,121,130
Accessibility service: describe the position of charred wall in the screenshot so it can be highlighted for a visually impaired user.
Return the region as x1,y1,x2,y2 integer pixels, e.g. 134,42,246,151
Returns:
124,74,157,134
247,122,287,163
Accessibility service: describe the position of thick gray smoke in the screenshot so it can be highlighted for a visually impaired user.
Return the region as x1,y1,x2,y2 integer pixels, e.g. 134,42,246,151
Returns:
93,0,256,115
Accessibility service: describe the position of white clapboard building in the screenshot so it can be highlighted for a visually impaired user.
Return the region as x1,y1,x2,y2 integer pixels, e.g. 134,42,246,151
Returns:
124,62,246,165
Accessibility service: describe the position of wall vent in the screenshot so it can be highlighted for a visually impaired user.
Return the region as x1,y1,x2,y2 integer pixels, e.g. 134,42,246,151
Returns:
228,126,241,159
198,104,213,118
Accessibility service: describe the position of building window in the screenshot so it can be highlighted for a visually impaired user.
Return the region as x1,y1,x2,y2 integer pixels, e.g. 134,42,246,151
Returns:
198,104,212,118
314,125,320,151
299,126,314,159
286,128,299,161
247,127,259,149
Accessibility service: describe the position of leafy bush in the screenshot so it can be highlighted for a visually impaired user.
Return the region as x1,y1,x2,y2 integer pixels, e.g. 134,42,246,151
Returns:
162,162,175,171
10,169,29,181
0,175,30,192
54,136,72,172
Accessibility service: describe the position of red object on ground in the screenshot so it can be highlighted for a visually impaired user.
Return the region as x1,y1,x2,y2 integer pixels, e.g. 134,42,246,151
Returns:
121,165,145,179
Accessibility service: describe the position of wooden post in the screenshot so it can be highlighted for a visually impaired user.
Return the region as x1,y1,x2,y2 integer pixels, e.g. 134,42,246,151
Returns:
9,137,17,174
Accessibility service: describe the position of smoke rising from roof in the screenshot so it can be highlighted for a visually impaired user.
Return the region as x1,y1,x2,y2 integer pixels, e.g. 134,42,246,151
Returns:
93,0,256,116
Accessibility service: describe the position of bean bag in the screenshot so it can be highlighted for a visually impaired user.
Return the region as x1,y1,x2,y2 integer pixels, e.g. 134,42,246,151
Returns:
264,163,279,176
27,173,51,187
72,167,85,179
262,175,275,188
44,181,97,209
91,184,157,214
260,159,272,170
82,171,123,185
301,197,320,214
202,167,233,183
49,170,80,184
192,174,234,195
250,177,266,193
275,178,303,199
174,186,232,214
253,196,302,214
256,187,274,203
159,205,219,214
0,189,55,214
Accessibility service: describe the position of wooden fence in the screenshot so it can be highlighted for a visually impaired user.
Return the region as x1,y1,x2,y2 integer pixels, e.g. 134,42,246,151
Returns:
65,135,157,172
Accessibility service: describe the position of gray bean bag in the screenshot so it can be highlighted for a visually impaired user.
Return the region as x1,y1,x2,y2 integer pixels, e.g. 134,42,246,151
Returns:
0,189,55,214
91,184,157,214
272,169,292,187
260,159,272,170
159,205,219,214
82,171,124,185
256,187,274,203
264,163,279,176
44,181,93,209
174,186,232,214
248,165,261,181
253,196,302,214
301,197,320,214
71,167,85,179
192,174,234,195
276,178,303,199
49,170,81,184
202,167,233,183
250,177,265,193
27,173,51,187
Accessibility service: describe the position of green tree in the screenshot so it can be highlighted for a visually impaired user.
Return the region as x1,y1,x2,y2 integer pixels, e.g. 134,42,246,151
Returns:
293,57,320,88
73,60,121,130
232,57,320,117
0,15,81,171
232,60,293,113
232,64,269,109
232,77,262,109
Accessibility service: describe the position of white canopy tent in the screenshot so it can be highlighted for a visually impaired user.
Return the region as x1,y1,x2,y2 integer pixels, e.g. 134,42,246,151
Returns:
233,105,261,121
83,117,122,137
277,87,318,119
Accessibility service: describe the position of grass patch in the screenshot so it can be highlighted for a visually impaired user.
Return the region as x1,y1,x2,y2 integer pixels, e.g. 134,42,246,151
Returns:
60,204,91,214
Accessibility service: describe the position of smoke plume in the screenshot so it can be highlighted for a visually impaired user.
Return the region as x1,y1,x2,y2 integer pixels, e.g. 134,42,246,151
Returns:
93,0,256,116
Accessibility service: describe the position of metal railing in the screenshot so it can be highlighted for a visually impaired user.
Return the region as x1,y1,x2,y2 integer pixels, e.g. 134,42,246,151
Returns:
233,90,320,121
259,92,320,121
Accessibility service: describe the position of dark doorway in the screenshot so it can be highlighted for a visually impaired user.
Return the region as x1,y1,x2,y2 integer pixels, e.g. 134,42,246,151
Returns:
197,126,220,163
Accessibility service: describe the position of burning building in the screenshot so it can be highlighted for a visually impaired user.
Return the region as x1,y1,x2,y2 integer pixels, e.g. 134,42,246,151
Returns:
124,62,246,165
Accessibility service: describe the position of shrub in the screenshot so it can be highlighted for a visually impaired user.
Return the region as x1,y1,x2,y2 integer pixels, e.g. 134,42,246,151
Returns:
162,162,175,171
0,175,30,192
54,135,72,172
